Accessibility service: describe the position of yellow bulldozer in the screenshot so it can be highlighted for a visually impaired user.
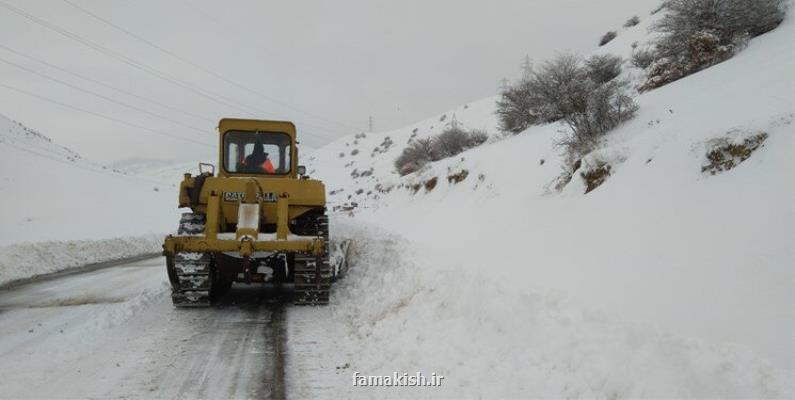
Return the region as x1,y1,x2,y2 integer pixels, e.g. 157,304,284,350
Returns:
162,118,349,307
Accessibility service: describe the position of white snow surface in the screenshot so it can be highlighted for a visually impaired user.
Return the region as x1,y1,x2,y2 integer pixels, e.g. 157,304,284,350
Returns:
300,7,795,398
0,113,185,284
0,113,182,246
289,221,792,399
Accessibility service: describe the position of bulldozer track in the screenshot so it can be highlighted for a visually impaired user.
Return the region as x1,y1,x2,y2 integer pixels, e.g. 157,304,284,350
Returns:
293,214,331,305
171,213,212,307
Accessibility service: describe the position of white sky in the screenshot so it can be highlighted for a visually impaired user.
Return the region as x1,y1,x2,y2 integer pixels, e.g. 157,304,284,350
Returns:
0,0,661,163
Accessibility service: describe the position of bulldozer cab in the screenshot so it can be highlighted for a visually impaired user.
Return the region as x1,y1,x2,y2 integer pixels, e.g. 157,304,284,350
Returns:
218,118,298,178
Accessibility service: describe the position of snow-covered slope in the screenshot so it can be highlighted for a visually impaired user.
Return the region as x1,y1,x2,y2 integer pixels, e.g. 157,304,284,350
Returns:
0,114,184,284
109,157,205,185
301,7,795,399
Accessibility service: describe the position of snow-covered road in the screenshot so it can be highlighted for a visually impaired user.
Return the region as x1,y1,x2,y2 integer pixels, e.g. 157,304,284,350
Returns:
0,258,287,399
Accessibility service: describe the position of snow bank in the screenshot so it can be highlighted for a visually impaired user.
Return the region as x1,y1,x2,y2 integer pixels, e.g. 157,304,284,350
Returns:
0,234,162,286
288,220,792,399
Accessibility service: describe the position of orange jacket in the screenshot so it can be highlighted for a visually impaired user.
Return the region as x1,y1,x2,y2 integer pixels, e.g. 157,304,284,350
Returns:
261,159,275,173
242,155,275,173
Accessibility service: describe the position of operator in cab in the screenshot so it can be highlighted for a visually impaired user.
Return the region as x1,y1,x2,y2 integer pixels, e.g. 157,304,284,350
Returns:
242,140,275,173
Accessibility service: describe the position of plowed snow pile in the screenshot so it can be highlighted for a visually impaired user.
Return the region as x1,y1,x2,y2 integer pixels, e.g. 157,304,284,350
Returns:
295,6,795,398
289,221,790,398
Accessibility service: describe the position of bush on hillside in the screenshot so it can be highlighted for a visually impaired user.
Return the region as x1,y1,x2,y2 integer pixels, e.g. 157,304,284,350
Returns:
599,31,617,46
585,54,623,84
432,127,472,158
496,53,637,166
468,129,490,146
533,54,638,169
631,47,656,69
641,0,785,90
496,80,541,134
395,128,491,176
531,54,637,137
394,138,437,176
624,16,641,27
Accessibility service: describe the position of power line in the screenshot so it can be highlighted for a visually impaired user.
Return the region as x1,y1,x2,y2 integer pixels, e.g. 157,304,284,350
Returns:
0,0,338,147
0,44,336,148
62,0,360,133
0,139,174,186
0,1,248,116
0,43,214,124
0,81,213,148
0,55,211,135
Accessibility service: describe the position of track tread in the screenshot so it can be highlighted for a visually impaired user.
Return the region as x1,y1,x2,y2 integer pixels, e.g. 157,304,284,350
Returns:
170,213,212,307
292,214,331,306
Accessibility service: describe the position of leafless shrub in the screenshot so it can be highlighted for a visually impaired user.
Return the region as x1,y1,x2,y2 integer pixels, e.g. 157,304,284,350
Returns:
586,54,623,84
642,0,785,90
497,53,637,168
640,31,735,91
432,127,471,158
530,54,637,139
468,129,489,147
394,128,491,176
631,47,656,69
599,31,617,46
624,16,641,27
394,138,437,176
496,80,542,134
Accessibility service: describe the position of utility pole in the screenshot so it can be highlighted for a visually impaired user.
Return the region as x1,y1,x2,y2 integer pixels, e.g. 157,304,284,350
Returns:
498,77,510,94
450,113,460,130
520,56,533,81
368,116,373,133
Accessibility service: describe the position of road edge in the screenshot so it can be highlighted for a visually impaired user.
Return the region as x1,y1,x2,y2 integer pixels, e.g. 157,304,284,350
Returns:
0,252,162,290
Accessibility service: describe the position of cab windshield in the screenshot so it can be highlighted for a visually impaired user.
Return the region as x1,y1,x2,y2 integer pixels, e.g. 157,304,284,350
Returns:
223,130,292,175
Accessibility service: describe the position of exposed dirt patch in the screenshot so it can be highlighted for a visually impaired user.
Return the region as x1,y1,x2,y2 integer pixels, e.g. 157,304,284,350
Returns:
702,132,768,175
424,177,438,192
581,162,612,194
447,169,469,184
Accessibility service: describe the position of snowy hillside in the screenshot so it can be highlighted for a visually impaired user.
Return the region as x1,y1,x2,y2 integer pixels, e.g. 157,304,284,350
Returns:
301,6,795,399
0,114,184,284
110,157,205,187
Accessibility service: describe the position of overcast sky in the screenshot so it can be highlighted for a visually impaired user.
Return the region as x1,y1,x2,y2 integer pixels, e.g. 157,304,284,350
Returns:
0,0,660,163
